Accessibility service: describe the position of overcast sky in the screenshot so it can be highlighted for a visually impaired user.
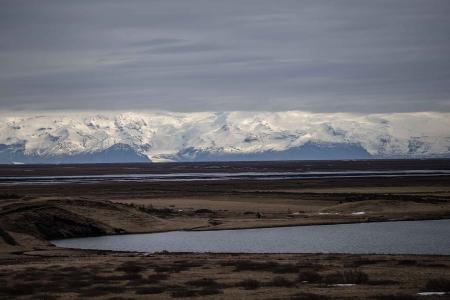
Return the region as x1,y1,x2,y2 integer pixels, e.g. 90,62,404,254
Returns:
1,0,449,113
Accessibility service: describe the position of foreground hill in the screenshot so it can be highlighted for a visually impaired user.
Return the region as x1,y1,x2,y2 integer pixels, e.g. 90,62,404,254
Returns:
0,198,203,252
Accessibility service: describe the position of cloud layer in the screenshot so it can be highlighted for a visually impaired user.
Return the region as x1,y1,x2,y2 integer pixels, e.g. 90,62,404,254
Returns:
1,1,449,112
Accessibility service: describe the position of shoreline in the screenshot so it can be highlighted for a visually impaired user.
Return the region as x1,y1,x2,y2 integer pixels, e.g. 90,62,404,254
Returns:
50,215,450,242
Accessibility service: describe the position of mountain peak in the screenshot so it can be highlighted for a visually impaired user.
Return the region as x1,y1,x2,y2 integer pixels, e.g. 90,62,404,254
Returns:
0,111,449,163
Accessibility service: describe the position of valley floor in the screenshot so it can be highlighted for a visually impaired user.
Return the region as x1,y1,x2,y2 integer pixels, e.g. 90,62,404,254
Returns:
0,161,450,299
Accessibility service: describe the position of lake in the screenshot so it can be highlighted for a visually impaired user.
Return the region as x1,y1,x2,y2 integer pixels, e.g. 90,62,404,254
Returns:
52,219,450,255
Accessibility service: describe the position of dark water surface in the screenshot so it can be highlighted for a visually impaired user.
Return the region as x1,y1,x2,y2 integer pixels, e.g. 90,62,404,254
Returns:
52,219,450,255
2,170,450,185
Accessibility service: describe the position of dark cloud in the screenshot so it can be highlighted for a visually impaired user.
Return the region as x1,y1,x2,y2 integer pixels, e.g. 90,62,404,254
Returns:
0,0,449,112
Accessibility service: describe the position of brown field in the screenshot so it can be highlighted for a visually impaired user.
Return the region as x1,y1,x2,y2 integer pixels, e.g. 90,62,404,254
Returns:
0,160,449,299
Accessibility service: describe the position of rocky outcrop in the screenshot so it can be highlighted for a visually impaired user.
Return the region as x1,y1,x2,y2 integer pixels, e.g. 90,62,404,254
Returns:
0,199,161,250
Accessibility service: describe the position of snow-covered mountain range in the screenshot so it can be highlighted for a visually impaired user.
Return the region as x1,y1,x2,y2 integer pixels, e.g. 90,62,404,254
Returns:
0,111,449,164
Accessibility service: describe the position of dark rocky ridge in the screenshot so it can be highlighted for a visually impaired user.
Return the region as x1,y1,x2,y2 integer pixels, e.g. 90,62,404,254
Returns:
175,142,373,161
2,139,450,164
0,143,150,164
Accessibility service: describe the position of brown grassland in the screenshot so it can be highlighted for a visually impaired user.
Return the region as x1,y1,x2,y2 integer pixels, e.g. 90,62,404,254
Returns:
0,160,449,299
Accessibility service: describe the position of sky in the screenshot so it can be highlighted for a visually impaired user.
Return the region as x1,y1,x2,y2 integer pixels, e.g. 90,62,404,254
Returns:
1,0,449,113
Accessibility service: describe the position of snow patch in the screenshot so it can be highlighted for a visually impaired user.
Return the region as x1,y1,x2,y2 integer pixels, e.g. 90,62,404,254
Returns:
0,111,449,162
417,292,446,296
351,212,366,215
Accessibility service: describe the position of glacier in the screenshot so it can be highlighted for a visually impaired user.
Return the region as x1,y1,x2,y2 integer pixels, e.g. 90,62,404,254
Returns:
0,111,449,163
